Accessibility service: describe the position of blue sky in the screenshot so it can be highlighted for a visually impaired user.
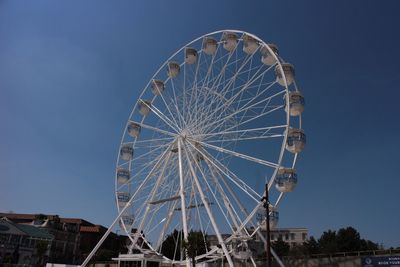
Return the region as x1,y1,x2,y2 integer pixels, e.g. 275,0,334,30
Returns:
1,0,400,247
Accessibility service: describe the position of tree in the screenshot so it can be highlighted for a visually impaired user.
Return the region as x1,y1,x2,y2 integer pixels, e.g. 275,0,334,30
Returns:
359,239,379,251
336,227,361,252
318,230,337,254
182,231,208,267
313,227,379,255
161,230,183,260
272,237,290,258
304,236,320,255
161,230,208,266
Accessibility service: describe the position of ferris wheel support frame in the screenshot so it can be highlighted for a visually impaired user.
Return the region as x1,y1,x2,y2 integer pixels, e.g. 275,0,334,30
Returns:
182,138,235,267
85,29,305,267
177,139,191,267
80,145,173,267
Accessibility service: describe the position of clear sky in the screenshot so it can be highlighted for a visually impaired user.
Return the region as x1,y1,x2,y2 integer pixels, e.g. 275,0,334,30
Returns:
1,0,399,248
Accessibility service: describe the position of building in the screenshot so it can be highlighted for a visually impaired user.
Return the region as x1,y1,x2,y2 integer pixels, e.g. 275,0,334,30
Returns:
0,212,128,266
207,228,308,261
268,228,308,246
0,217,54,265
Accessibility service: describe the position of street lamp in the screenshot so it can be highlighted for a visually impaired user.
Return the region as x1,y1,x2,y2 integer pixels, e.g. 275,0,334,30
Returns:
261,183,271,267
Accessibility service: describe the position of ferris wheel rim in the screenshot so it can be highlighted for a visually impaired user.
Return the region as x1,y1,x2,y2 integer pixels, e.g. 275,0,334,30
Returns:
114,29,303,261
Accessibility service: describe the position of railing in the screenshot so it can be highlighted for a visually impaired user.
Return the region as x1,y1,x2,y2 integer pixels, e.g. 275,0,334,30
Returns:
283,248,400,260
1,264,35,267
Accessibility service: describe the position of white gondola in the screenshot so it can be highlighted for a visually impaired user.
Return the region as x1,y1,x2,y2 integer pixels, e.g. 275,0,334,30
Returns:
232,241,252,260
116,168,130,184
203,37,218,55
167,61,180,78
195,142,204,161
286,128,306,153
127,122,141,137
243,34,259,54
275,63,295,86
151,80,165,95
275,168,298,193
117,192,130,209
170,143,178,153
256,205,279,230
120,215,134,228
120,145,134,161
287,91,305,116
270,207,279,228
261,43,279,65
223,32,238,52
138,99,151,116
185,48,198,64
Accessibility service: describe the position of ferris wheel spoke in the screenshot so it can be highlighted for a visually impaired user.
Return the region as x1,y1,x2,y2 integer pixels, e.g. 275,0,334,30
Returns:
200,64,277,123
129,120,177,138
132,136,175,145
131,152,172,246
182,139,235,267
193,125,286,140
195,77,275,130
200,49,270,121
201,155,246,234
157,86,184,131
218,48,261,101
147,103,181,133
185,143,236,232
196,55,251,119
201,89,285,135
155,199,179,250
209,164,253,237
124,143,174,215
168,76,186,128
177,139,190,258
232,104,287,132
117,146,170,190
205,44,241,102
197,37,225,95
186,141,261,202
186,51,205,126
204,134,284,144
193,138,279,169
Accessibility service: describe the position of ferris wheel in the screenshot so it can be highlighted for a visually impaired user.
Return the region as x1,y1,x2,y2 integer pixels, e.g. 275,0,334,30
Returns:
115,30,305,266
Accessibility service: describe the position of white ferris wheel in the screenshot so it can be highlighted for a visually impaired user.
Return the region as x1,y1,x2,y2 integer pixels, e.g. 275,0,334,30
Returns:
114,30,306,266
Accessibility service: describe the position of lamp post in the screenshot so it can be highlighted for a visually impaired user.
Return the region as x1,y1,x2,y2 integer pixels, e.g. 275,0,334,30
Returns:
261,183,271,267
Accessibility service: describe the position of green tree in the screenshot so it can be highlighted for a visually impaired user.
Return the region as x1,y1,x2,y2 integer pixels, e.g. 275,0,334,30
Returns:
304,236,320,255
359,239,379,251
161,230,183,260
182,231,208,267
272,237,290,257
318,230,337,253
336,227,362,252
315,227,378,254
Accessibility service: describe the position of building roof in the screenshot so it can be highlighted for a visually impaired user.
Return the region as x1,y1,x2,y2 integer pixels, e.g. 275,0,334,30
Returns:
80,225,102,233
0,212,94,226
14,223,54,239
0,218,54,240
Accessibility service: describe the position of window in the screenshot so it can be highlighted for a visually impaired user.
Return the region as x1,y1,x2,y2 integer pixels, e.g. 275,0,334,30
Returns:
291,233,295,240
147,262,159,267
121,261,142,267
302,233,307,240
10,234,20,244
285,234,289,240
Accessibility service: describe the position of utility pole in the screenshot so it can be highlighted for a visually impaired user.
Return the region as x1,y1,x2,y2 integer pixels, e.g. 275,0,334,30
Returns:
261,183,271,267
